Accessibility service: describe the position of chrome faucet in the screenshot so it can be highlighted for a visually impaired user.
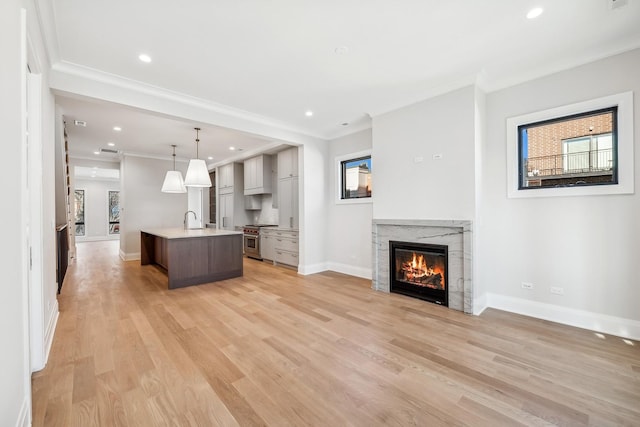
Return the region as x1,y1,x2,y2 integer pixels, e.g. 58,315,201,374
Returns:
184,210,197,229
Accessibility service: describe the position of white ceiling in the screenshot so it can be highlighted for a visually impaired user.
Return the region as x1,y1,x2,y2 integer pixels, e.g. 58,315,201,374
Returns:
42,0,640,165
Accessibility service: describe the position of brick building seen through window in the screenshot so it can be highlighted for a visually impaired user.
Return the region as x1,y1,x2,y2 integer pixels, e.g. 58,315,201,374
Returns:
518,107,617,189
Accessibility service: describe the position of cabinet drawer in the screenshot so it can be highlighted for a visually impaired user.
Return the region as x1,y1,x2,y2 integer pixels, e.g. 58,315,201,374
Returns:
275,250,298,267
274,237,298,252
275,230,298,239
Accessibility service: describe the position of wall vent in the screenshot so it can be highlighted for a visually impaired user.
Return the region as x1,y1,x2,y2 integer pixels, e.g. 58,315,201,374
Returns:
100,148,120,154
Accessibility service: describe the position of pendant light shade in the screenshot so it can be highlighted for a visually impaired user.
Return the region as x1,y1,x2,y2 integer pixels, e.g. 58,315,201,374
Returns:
161,145,187,193
184,127,212,187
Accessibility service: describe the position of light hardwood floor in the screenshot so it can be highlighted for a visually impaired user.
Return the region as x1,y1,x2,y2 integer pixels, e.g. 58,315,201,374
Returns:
32,240,640,426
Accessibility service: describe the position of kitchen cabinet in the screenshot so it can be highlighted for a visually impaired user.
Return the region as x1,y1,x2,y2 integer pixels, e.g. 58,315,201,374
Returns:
274,229,298,267
244,154,273,195
219,193,234,230
141,228,243,289
278,176,298,229
261,229,276,261
277,147,298,180
217,162,249,229
218,163,234,193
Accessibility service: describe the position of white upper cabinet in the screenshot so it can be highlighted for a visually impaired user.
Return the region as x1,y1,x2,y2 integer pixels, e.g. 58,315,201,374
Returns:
277,147,298,180
218,163,234,192
244,154,273,195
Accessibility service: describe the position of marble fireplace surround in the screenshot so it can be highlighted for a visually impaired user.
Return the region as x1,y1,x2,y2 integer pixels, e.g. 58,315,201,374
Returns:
372,219,473,314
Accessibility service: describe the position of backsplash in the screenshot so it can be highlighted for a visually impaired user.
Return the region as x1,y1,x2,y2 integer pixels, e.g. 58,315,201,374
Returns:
255,194,278,225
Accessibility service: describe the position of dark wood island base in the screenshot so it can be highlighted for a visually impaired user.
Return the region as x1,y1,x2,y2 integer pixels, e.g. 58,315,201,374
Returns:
141,228,243,289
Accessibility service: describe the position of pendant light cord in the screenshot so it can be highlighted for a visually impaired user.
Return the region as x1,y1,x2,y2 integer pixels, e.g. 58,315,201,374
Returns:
194,127,201,159
171,144,177,170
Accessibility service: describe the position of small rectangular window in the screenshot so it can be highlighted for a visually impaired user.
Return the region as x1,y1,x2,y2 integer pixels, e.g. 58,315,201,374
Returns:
108,190,120,234
518,107,618,190
74,189,85,236
340,155,372,200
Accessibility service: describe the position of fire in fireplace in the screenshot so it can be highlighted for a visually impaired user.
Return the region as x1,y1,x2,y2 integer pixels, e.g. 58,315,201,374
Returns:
389,241,448,306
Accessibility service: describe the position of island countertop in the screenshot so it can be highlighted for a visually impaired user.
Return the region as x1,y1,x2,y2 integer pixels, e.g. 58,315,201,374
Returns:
140,227,242,240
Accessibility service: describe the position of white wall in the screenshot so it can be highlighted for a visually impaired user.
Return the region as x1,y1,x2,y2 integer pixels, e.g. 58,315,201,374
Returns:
373,85,476,221
1,1,30,425
479,48,640,333
29,0,59,375
75,178,120,241
299,141,330,274
327,129,373,279
120,155,188,259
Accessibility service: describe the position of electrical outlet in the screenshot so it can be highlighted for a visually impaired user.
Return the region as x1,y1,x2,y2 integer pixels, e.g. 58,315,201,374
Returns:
550,286,564,295
521,282,533,290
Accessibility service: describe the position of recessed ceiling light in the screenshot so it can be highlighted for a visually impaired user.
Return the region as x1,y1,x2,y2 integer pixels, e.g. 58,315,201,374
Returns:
207,156,213,160
107,142,115,147
94,151,100,155
229,146,235,151
138,54,152,63
92,167,98,170
113,126,122,131
526,7,543,19
334,46,349,55
305,111,313,117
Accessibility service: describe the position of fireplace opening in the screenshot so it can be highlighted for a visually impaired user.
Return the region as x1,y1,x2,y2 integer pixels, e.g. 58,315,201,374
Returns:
389,241,448,306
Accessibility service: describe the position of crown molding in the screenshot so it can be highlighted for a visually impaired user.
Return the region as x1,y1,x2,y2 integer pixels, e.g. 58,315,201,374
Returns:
34,0,60,65
50,61,328,144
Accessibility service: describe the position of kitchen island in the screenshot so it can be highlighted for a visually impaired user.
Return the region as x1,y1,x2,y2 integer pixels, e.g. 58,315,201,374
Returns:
140,228,243,289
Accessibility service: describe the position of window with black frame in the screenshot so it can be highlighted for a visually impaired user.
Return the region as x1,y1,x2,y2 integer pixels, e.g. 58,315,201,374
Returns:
518,107,618,190
74,189,85,236
340,155,372,200
108,190,120,234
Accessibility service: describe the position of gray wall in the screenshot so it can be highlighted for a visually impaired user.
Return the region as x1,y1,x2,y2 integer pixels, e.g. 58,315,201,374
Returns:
327,129,373,278
120,155,188,258
479,48,640,321
354,50,640,336
373,85,477,221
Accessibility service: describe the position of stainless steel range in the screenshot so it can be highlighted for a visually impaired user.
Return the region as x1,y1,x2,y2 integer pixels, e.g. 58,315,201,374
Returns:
243,224,277,260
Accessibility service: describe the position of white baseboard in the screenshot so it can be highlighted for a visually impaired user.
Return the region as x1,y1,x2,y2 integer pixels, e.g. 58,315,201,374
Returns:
485,293,640,341
473,292,488,315
16,395,29,427
120,250,140,261
326,262,372,280
44,301,59,364
76,235,119,242
298,262,328,275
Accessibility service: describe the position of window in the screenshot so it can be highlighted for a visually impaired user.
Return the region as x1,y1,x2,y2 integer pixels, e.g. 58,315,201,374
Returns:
518,107,617,190
507,92,634,198
74,189,85,236
337,152,372,202
108,191,120,234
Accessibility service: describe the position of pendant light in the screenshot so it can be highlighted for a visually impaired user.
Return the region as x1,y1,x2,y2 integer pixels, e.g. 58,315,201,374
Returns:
184,127,212,187
161,144,187,193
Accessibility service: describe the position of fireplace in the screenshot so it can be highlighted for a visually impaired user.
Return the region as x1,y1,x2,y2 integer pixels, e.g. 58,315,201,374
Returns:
389,241,448,306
